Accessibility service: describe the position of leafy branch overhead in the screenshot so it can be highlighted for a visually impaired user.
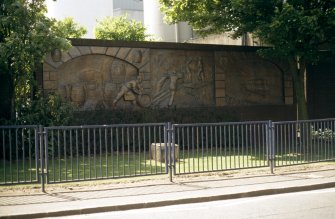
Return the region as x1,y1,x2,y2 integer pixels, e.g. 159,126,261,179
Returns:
94,15,147,41
160,0,335,62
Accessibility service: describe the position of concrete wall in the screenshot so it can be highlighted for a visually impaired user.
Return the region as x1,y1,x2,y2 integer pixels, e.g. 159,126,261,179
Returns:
42,39,295,120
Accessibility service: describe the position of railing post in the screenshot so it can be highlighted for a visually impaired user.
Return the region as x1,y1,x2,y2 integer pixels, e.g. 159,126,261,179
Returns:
267,121,275,174
167,122,175,182
38,125,46,193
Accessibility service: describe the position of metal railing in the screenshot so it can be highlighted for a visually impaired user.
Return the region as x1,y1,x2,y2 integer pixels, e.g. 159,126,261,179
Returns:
171,121,270,175
44,123,168,183
0,125,39,185
273,119,335,167
1,119,334,188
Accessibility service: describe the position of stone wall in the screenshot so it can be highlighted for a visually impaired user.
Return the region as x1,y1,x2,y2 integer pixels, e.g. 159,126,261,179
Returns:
42,39,294,114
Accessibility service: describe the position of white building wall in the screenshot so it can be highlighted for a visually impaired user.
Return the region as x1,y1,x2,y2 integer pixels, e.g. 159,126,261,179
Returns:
143,0,192,42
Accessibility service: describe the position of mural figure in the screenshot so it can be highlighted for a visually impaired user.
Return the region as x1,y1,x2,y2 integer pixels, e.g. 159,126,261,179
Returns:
112,76,143,107
153,71,183,107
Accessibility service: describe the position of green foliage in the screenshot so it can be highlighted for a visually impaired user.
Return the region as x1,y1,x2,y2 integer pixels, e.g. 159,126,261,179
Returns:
94,15,147,41
53,17,87,38
0,0,71,121
160,0,335,119
160,0,335,62
70,108,237,125
17,92,73,126
311,126,335,141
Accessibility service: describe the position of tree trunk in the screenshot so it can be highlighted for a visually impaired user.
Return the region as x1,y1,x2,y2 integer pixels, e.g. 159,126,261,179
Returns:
290,59,309,120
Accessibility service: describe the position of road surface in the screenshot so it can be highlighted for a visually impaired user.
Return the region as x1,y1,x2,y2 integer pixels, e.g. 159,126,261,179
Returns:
47,188,335,219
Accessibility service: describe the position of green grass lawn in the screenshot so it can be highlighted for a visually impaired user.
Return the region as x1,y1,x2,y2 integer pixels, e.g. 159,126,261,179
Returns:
1,145,335,184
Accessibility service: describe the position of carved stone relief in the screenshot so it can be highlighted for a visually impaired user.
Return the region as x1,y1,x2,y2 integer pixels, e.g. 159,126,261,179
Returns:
216,52,283,105
150,50,214,108
55,54,141,110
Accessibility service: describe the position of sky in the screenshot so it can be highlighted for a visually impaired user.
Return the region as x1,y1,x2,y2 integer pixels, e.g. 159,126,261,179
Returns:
45,0,114,38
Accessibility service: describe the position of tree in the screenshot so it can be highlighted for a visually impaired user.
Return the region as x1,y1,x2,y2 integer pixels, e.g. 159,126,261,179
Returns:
0,0,70,122
94,15,147,41
53,17,87,38
160,0,335,119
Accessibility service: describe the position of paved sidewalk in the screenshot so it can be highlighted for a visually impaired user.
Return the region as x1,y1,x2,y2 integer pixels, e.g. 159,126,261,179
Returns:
1,166,335,218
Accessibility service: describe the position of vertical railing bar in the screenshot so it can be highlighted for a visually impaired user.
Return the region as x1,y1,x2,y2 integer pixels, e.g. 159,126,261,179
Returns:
228,125,231,169
116,128,119,177
196,127,199,172
241,124,244,168
111,127,114,178
181,127,185,173
93,128,97,179
206,126,209,171
215,125,218,170
16,129,18,183
187,127,190,173
237,125,240,169
137,127,141,175
233,125,236,168
219,126,222,170
63,129,67,181
22,129,26,182
51,130,55,182
70,130,73,181
82,129,85,180
262,124,265,166
122,127,125,176
88,129,91,180
44,128,49,184
76,129,79,180
210,126,213,171
224,125,227,170
163,124,167,174
127,127,131,176
105,128,108,178
28,129,32,182
133,127,136,175
258,124,261,167
249,124,253,168
2,129,6,183
201,126,204,172
191,126,195,172
143,126,146,175
245,124,248,168
280,125,283,166
57,130,61,182
253,124,258,167
159,126,162,173
9,129,12,183
99,128,102,178
150,126,153,175
153,126,157,174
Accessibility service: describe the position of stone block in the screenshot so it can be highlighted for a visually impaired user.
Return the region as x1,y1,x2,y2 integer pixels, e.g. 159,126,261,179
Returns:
215,81,226,89
285,80,293,88
61,52,72,63
285,87,293,96
49,72,58,81
68,47,81,58
150,143,179,162
216,97,226,106
116,48,131,60
285,97,294,105
215,73,226,81
90,46,106,54
216,89,226,98
77,46,92,55
43,72,49,80
43,63,55,72
43,81,57,90
106,47,120,57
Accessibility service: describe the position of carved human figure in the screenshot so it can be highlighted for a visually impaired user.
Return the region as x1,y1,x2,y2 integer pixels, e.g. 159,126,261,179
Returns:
112,76,143,107
156,71,183,107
